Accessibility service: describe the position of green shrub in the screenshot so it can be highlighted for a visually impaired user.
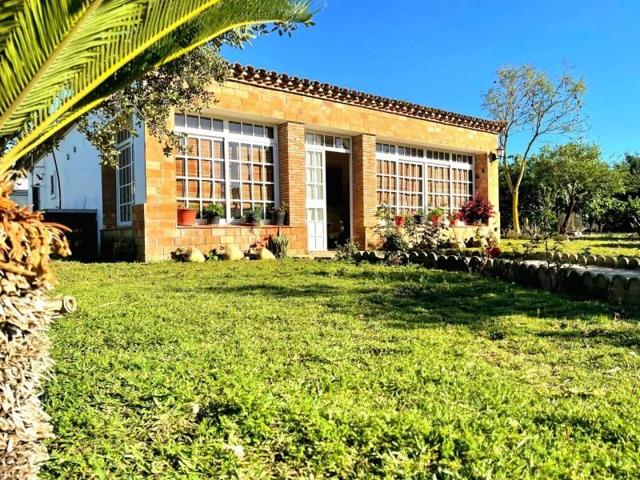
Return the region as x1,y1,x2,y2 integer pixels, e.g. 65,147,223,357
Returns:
267,234,289,258
334,239,360,262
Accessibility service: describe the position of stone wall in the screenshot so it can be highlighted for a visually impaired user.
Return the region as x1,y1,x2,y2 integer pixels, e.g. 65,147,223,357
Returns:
174,225,306,256
100,227,137,261
355,251,640,306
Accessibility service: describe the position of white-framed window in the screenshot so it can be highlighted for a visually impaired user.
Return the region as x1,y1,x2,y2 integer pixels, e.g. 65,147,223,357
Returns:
174,114,278,222
116,133,134,225
176,135,226,216
305,132,351,151
376,143,474,215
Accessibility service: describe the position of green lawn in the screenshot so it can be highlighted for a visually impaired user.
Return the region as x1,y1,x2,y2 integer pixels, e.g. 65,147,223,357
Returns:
44,260,640,478
501,233,640,258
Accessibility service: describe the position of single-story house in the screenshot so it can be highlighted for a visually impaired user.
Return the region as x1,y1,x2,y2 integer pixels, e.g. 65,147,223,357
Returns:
29,64,503,261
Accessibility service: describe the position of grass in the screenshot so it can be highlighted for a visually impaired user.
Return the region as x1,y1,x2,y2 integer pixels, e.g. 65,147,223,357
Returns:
43,260,640,478
500,233,640,258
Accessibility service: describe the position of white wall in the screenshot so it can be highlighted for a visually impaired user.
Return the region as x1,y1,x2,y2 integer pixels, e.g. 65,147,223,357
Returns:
27,122,146,233
132,121,146,205
29,126,104,228
10,177,29,206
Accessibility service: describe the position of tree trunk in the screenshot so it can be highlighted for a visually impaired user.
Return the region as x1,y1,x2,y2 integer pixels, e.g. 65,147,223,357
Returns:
512,189,521,236
560,199,576,234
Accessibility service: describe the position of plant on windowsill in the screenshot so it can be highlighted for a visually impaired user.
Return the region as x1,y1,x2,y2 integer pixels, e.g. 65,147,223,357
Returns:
272,202,288,226
413,209,427,225
428,207,445,225
177,205,198,226
203,203,225,225
451,210,466,227
459,196,495,226
244,207,264,226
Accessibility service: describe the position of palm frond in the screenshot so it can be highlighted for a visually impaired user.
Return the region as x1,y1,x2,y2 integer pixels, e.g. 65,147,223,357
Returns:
0,0,314,172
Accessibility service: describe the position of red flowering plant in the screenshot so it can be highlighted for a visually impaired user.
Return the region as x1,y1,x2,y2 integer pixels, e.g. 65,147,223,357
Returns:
450,210,465,225
459,196,495,225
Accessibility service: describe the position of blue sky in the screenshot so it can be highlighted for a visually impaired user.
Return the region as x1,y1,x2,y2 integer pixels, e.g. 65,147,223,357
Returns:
222,0,640,162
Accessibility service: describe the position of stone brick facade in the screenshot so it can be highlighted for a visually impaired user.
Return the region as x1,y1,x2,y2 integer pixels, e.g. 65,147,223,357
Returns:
101,71,501,261
174,225,306,255
352,134,377,248
277,122,307,229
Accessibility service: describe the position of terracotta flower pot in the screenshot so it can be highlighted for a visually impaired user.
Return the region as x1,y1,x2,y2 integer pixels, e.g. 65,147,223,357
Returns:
394,215,406,227
431,215,442,225
177,207,197,226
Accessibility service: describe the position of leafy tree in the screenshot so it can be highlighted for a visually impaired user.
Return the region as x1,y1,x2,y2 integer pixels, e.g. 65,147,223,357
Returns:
627,198,640,235
76,44,228,167
620,153,640,196
483,65,586,235
0,0,314,173
499,156,556,233
536,142,624,233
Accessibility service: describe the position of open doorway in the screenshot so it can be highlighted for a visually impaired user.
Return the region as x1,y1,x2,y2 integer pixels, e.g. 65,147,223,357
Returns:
325,151,350,249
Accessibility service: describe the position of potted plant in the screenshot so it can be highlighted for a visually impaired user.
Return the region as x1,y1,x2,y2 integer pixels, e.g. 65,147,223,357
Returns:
451,210,466,227
428,207,444,225
394,214,406,227
413,209,427,225
203,203,225,225
177,206,197,226
459,196,495,225
272,202,288,226
244,207,263,226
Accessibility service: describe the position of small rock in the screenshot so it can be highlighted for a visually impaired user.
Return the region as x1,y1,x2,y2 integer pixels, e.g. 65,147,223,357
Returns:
256,248,275,260
172,247,205,262
187,247,205,263
220,245,244,261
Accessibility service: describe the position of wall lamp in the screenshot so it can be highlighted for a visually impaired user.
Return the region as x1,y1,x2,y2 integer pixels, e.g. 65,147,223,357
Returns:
490,145,505,162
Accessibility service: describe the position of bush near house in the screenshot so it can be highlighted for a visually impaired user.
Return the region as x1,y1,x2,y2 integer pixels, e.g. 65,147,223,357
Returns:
44,260,640,478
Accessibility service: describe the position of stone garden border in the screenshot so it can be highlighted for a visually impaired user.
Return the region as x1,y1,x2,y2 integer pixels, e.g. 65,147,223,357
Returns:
353,251,640,306
445,250,640,270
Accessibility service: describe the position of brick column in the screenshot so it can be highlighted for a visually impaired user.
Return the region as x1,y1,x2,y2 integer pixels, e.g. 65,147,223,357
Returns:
352,134,377,249
474,152,500,234
142,127,179,261
278,122,307,229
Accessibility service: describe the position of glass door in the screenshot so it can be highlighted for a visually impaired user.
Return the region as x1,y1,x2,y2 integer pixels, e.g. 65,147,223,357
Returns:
306,149,327,251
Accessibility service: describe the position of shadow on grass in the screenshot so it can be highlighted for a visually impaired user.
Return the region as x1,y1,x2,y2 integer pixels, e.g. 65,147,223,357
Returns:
176,266,638,338
536,328,640,349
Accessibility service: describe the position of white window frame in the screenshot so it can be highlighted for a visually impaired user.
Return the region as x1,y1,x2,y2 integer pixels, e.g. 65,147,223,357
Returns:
175,133,226,218
116,136,134,226
174,115,279,224
376,143,475,216
304,131,353,247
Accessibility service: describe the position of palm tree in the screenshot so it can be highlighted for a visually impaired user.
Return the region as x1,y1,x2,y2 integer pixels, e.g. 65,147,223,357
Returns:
0,0,314,174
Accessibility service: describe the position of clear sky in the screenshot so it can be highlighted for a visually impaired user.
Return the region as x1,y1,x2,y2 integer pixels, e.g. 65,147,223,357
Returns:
222,0,640,162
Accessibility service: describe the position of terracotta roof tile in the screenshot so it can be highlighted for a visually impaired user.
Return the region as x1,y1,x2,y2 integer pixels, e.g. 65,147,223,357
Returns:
229,64,505,134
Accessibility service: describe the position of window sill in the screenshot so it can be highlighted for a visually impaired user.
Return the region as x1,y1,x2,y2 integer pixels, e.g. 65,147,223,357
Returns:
177,223,287,229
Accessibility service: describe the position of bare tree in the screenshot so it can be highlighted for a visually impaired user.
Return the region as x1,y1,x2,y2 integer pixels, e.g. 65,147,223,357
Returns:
483,65,586,235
